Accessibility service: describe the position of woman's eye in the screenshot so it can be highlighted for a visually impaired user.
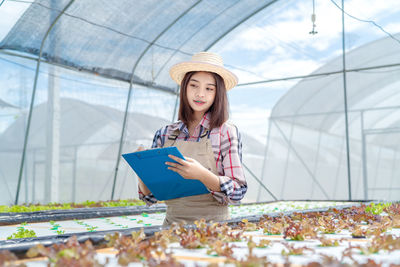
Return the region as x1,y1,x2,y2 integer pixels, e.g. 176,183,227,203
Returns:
207,87,214,91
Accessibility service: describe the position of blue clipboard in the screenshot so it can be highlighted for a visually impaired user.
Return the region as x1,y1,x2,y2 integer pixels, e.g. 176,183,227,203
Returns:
122,146,209,200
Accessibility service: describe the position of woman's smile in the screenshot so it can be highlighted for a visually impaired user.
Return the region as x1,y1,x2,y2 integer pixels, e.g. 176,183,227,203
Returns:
194,99,206,105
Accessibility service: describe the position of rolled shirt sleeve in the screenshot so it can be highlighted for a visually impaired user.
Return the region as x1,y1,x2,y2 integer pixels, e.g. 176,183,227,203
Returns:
209,123,247,205
138,189,158,206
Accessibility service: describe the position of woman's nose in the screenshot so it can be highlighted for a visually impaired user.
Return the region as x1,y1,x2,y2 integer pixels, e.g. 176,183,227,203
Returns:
196,87,205,97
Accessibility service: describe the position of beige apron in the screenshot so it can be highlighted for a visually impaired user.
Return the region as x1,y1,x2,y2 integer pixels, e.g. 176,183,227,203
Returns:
162,130,230,226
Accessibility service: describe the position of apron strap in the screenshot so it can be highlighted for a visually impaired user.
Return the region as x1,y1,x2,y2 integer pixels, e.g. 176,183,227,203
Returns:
167,129,180,146
167,128,210,145
200,128,210,139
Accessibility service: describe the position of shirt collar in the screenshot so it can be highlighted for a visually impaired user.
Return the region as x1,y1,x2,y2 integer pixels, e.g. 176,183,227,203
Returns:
172,112,211,133
199,112,211,130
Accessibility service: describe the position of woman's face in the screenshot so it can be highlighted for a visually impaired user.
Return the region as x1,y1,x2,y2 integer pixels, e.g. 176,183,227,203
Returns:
186,71,216,118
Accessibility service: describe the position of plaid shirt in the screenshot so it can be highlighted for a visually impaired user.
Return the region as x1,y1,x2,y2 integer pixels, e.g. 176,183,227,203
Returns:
139,113,247,205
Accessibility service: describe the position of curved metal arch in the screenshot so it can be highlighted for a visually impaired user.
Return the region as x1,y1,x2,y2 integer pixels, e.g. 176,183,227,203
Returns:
110,0,202,199
15,0,76,205
152,0,241,82
130,0,202,80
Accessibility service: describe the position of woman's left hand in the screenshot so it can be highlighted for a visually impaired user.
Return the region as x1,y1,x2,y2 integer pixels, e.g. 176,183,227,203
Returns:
166,155,207,180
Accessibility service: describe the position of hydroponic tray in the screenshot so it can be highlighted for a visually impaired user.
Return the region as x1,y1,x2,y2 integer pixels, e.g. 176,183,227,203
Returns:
3,201,399,267
0,203,167,225
0,201,358,241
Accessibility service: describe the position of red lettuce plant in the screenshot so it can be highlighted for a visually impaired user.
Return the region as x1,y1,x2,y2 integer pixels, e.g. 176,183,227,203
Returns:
27,236,103,267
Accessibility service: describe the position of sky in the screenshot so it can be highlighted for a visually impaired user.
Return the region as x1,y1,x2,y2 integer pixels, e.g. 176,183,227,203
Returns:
211,0,400,143
0,0,30,39
0,0,399,143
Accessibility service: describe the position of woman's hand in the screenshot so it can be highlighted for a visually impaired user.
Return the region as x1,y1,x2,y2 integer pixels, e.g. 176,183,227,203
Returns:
136,145,146,152
166,155,207,180
166,155,221,191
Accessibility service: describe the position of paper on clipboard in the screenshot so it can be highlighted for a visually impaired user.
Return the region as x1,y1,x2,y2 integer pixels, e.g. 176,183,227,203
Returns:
122,146,209,200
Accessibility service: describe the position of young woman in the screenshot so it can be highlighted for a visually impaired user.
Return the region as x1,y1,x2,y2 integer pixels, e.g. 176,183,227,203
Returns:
138,52,247,226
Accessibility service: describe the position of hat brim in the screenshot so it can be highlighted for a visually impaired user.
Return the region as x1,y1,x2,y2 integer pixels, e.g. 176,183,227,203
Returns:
169,61,238,91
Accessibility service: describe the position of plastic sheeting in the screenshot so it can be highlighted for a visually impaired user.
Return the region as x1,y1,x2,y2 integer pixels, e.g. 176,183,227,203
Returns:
261,33,400,202
0,0,276,92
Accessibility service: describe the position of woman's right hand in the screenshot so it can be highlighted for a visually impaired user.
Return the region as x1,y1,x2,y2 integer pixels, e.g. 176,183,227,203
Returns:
136,144,146,152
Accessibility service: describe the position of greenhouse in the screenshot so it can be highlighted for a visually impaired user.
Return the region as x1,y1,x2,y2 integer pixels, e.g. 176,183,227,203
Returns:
0,0,399,266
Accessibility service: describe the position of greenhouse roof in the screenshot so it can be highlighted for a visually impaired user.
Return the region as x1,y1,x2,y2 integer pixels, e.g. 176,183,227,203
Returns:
0,0,276,94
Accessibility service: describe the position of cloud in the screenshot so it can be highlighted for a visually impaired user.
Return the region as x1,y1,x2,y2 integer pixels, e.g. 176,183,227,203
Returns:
258,56,320,80
226,48,321,84
230,104,272,144
0,1,31,41
385,23,400,34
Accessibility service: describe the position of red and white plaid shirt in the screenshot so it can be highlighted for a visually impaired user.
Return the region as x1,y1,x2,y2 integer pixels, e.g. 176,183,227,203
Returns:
139,113,247,205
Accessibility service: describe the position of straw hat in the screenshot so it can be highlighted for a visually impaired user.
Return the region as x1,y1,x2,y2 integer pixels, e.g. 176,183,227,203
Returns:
169,52,238,91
